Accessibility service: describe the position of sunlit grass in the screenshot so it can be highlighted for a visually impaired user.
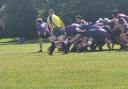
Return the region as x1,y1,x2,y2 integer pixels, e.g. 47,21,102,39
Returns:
0,42,128,89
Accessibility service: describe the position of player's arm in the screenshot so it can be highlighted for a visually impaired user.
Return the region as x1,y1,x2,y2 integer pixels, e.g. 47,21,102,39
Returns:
60,19,65,31
36,30,41,36
112,18,122,30
47,18,54,36
35,25,41,36
45,23,49,32
76,28,86,32
60,19,66,35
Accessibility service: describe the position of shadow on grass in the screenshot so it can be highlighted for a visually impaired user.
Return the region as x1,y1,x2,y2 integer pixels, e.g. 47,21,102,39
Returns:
0,39,127,54
29,49,128,56
30,51,59,57
0,40,50,45
70,49,128,53
31,51,48,54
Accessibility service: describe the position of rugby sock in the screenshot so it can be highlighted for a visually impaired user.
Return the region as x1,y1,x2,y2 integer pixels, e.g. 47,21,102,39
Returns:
66,42,72,51
61,42,68,52
50,42,56,53
78,46,85,52
120,42,126,49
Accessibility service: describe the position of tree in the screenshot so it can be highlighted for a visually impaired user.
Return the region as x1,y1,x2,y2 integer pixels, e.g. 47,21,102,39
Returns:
1,0,128,38
6,0,37,38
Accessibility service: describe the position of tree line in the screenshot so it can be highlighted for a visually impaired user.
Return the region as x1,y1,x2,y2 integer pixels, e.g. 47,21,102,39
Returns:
0,0,128,39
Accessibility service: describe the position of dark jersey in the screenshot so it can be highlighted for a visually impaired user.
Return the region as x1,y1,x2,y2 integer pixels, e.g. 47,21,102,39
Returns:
80,25,90,31
86,28,109,42
79,25,96,31
36,23,47,34
36,22,51,38
65,25,78,36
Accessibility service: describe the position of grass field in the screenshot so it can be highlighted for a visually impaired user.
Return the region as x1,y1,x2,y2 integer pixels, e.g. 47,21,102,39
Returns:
0,40,128,89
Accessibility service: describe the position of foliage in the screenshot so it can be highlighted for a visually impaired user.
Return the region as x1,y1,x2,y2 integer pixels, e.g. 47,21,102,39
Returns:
0,0,128,38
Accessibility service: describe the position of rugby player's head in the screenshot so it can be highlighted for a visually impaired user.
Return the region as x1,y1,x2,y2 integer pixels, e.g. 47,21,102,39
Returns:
112,10,118,18
75,15,82,23
36,18,43,24
48,9,54,16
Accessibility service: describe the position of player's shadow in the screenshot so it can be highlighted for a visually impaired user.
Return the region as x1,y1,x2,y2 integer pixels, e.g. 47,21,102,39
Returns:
70,49,128,53
31,51,48,54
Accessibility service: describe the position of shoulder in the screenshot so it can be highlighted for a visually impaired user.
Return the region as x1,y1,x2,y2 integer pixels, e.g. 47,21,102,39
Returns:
43,22,47,25
80,25,88,29
53,14,61,20
41,22,47,27
81,20,86,23
52,14,58,18
112,18,118,22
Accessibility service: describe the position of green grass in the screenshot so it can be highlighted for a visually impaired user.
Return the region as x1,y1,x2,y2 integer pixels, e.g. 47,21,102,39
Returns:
0,38,15,43
0,42,128,89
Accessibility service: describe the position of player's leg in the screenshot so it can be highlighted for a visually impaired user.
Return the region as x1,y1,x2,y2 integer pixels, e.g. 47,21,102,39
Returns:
66,34,82,51
57,35,68,54
48,35,56,55
105,37,112,50
70,34,81,43
38,37,43,53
